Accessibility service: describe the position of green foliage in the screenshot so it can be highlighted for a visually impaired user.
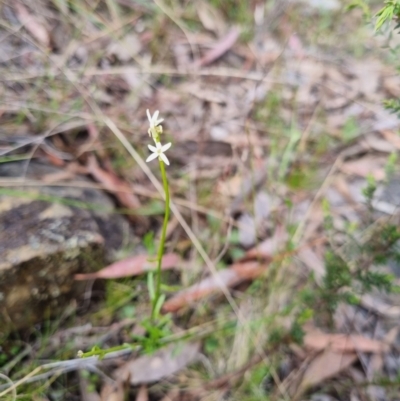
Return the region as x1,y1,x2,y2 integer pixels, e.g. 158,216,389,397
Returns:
209,0,253,28
143,231,156,255
267,327,286,347
319,252,354,314
384,98,400,115
238,364,271,401
135,314,173,354
290,319,306,344
347,0,400,31
346,0,371,18
307,201,399,325
362,174,377,215
295,175,400,328
375,0,400,31
204,336,219,354
385,152,398,181
342,116,360,142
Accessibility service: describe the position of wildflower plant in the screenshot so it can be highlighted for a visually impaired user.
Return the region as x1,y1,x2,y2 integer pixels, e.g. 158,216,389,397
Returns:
78,110,172,359
145,109,171,320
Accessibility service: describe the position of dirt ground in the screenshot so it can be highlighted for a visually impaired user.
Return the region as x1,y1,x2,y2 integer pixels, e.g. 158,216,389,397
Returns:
1,0,400,400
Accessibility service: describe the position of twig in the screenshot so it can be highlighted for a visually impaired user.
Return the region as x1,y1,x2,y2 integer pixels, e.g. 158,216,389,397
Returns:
0,348,132,395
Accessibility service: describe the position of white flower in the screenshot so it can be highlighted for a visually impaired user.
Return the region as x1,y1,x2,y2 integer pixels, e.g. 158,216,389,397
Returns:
146,141,171,165
147,109,164,137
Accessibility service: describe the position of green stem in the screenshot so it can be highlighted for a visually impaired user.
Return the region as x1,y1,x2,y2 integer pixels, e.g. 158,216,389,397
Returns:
151,158,170,319
78,343,136,358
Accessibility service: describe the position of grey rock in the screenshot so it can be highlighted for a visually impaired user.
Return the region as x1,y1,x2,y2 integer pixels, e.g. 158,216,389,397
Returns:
0,161,130,334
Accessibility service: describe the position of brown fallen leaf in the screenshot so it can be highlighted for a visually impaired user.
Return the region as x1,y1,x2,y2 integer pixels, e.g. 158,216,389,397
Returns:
78,123,103,156
381,130,400,150
100,381,125,401
87,155,141,209
217,174,243,197
135,385,148,401
162,261,264,313
304,329,389,353
383,75,400,97
74,253,180,280
362,133,394,153
113,342,200,385
196,27,241,67
15,2,50,47
340,156,386,180
45,152,66,167
42,170,75,183
244,225,287,260
297,350,357,394
86,155,148,229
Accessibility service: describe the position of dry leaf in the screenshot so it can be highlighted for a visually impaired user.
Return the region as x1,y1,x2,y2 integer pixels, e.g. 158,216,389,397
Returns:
341,156,386,180
135,385,148,401
217,175,243,197
196,27,241,67
360,294,400,319
74,253,180,280
383,75,400,97
196,1,227,36
238,213,256,247
320,68,359,110
254,191,271,222
369,327,399,377
87,155,141,209
107,34,142,62
179,83,227,104
351,60,381,100
334,175,357,204
244,225,287,260
236,192,272,248
100,382,125,401
381,130,400,150
304,329,389,353
297,246,325,284
113,342,200,385
86,155,148,230
362,133,394,153
15,2,50,47
298,350,357,393
162,261,264,313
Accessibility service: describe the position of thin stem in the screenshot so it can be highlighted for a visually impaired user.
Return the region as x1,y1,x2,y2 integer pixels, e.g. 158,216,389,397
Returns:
151,158,170,319
78,344,135,358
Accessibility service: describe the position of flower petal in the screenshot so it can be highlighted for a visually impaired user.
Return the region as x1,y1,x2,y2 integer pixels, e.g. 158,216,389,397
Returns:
148,144,157,152
146,109,152,124
160,142,171,152
153,110,159,122
146,153,158,163
160,153,170,165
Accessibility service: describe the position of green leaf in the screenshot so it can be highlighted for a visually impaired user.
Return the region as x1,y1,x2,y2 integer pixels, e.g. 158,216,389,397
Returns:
154,294,166,317
375,4,395,31
147,272,155,300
